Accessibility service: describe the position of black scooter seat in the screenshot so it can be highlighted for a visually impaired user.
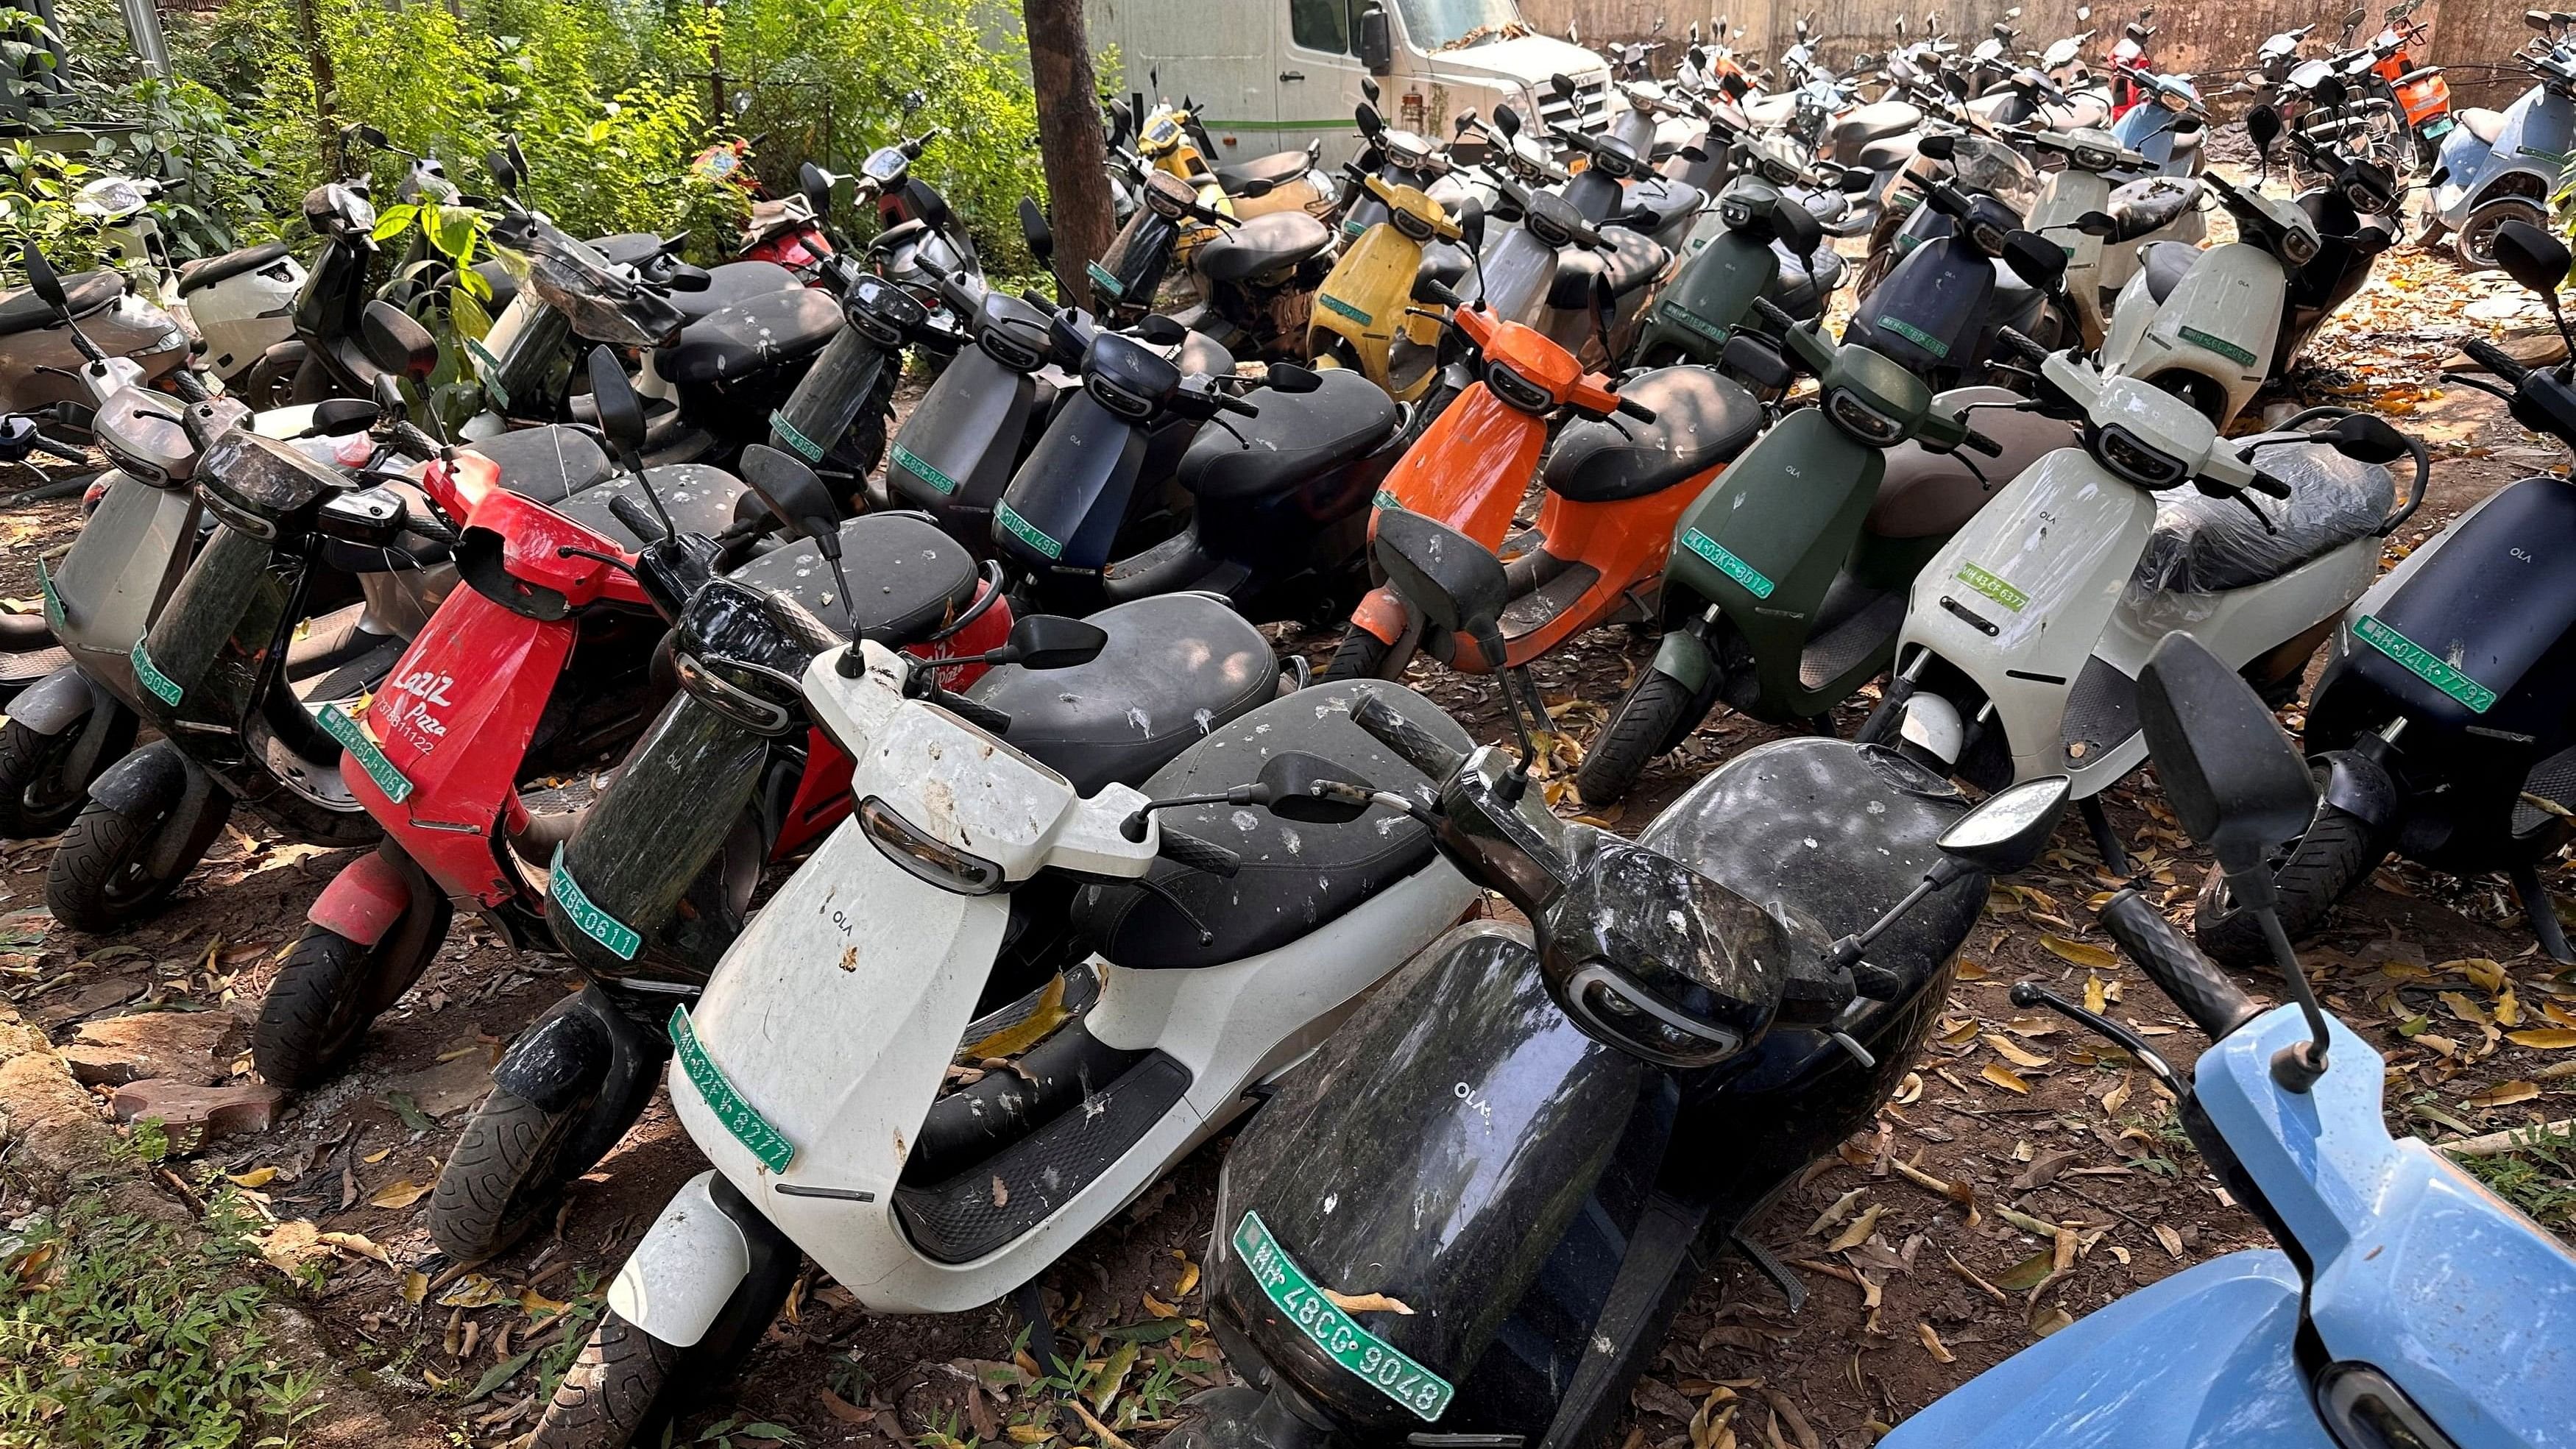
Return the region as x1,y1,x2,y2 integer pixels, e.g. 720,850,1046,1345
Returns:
1548,228,1670,307
1071,679,1468,969
1831,100,1923,152
2108,175,2201,241
2140,239,2200,305
1215,150,1310,194
551,463,753,556
1416,242,1471,291
1196,211,1334,285
0,269,123,337
2135,443,2393,593
670,261,802,327
726,511,977,637
2460,107,2507,145
177,241,294,297
1542,366,1761,503
1774,246,1847,318
1176,369,1397,503
460,425,615,505
656,285,843,387
964,592,1277,796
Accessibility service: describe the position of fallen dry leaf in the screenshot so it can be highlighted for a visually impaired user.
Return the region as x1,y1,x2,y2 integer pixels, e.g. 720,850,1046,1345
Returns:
1825,1203,1884,1254
1915,1322,1956,1363
2154,1224,2185,1260
226,1166,278,1188
1986,1034,2052,1069
439,1274,514,1309
402,1271,428,1305
2507,1029,2576,1050
2467,1080,2541,1108
2030,1305,2076,1337
368,1179,430,1211
2042,935,2117,971
1321,1290,1414,1316
1808,1187,1869,1238
1981,1062,2033,1095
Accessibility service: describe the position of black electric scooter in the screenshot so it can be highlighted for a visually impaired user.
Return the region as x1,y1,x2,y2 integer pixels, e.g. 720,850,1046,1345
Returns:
1173,510,2070,1449
1848,149,2066,389
2195,218,2576,966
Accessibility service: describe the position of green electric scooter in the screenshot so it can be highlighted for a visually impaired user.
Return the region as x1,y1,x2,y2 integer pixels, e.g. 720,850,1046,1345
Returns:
1629,177,1850,372
1576,240,2079,807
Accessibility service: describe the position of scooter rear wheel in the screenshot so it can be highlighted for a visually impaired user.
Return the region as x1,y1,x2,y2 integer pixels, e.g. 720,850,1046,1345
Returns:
430,1088,583,1262
2456,196,2548,272
1577,670,1700,808
0,715,110,839
45,788,233,932
2190,765,2387,968
255,901,453,1088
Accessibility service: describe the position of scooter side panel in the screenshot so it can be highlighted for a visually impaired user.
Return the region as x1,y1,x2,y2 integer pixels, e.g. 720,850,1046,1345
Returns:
2128,244,2282,417
890,348,1040,514
994,392,1153,572
49,475,197,692
1878,1250,2327,1448
1634,231,1776,367
1309,224,1421,373
1375,386,1547,547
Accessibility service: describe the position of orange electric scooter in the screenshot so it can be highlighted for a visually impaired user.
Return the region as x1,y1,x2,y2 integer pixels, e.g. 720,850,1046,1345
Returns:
1317,302,1765,681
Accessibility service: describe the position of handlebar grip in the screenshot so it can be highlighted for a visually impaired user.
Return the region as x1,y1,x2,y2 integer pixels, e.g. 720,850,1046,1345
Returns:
934,689,1013,736
1348,692,1466,782
1747,295,1797,331
1995,326,2048,364
1962,427,2003,456
1160,828,1242,878
2463,336,2533,388
1616,395,1659,425
608,492,666,543
1220,394,1262,418
2249,468,2294,500
2098,889,2260,1041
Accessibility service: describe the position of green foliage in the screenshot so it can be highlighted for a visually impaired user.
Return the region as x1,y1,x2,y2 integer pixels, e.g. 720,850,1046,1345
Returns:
0,1203,322,1448
2458,1121,2576,1231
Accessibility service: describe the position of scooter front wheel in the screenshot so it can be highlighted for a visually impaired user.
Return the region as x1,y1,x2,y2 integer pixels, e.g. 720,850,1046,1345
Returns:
534,1250,799,1448
2190,770,2386,968
255,902,452,1088
1577,670,1700,807
0,715,107,838
2455,196,2548,272
45,788,232,932
430,1089,585,1262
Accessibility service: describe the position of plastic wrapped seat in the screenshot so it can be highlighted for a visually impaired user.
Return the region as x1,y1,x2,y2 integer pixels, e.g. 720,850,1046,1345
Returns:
2130,443,2393,595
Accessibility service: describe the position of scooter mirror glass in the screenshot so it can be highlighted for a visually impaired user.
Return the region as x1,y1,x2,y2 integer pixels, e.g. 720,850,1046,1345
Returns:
305,398,383,436
1918,132,1958,161
359,301,439,383
1493,104,1523,138
1135,314,1189,347
2495,219,2571,302
1839,168,1875,194
20,244,66,314
2527,8,2552,29
504,135,528,180
358,124,391,149
586,344,653,468
2311,76,2348,109
1457,197,1487,252
2074,209,2119,236
999,614,1110,670
1935,776,2071,875
739,443,841,547
2134,631,2315,876
2246,104,2285,158
1236,177,1276,199
2317,413,2412,466
799,160,834,215
1723,72,1752,99
1267,363,1325,394
1551,73,1579,104
1019,196,1054,266
1253,752,1374,824
2001,230,2070,289
1361,75,1381,105
1454,110,1479,135
1373,507,1509,641
486,148,520,196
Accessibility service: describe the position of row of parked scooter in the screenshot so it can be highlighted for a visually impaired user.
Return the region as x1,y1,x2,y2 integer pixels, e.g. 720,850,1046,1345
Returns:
0,15,2569,1442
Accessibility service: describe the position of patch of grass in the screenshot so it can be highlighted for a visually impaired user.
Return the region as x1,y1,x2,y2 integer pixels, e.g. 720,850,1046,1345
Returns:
0,1201,322,1448
2457,1122,2576,1231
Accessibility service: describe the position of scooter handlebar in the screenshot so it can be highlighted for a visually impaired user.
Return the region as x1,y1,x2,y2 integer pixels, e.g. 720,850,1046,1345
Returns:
2097,888,2261,1041
609,492,667,543
2246,467,2294,500
2463,336,2532,388
1616,394,1659,424
931,687,1014,736
1747,294,1799,333
1961,427,2003,456
1349,693,1467,783
1160,827,1242,878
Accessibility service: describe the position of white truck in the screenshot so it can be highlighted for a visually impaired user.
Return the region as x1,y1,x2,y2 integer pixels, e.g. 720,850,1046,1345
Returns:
1089,0,1616,167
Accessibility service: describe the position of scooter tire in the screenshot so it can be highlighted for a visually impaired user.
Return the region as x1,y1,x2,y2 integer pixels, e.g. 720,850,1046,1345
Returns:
1316,628,1391,685
0,713,110,839
1577,670,1699,807
430,1088,584,1263
255,904,451,1088
2190,790,2386,969
530,1310,684,1449
2455,196,2548,272
45,789,230,932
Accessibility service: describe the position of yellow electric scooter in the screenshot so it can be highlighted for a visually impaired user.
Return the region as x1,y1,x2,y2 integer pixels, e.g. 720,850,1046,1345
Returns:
1307,174,1461,402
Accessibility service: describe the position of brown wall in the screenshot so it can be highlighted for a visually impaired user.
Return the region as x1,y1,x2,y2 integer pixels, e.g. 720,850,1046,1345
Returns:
1516,0,2541,107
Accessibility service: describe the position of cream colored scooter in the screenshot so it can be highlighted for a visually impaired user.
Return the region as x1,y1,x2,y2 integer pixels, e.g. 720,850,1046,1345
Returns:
2023,129,2203,347
1858,340,2424,867
2093,163,2319,427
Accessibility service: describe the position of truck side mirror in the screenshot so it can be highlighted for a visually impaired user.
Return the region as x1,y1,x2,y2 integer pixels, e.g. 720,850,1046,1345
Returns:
1357,4,1394,73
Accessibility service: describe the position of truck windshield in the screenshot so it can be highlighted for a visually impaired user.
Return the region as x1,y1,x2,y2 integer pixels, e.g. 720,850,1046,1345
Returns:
1397,0,1524,52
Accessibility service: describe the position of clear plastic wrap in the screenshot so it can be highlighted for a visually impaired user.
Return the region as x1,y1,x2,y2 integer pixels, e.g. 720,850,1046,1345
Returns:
2130,442,2395,597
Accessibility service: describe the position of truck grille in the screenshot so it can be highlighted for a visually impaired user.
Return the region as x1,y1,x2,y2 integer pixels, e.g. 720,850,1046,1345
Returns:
1539,71,1613,134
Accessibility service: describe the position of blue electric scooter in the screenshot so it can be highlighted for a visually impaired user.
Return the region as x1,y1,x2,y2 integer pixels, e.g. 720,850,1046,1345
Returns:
2428,10,2576,269
1885,631,2576,1449
2109,71,2209,178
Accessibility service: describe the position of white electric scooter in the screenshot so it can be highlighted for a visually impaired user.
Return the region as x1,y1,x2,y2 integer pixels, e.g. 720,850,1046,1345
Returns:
1858,340,2424,868
76,174,306,386
2023,128,2202,347
532,637,1479,1446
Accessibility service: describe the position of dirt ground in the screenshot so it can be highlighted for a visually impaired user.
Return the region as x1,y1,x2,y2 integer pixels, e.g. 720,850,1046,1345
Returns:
2,228,2572,1449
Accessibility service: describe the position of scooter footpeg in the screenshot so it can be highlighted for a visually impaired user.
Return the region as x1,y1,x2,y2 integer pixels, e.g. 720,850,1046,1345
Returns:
1730,1229,1806,1315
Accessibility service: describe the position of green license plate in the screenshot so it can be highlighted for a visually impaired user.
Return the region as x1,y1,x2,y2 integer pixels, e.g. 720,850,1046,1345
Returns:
670,1006,795,1173
2177,326,2257,369
1317,292,1373,327
318,702,413,802
770,409,827,463
1954,562,2028,613
893,444,961,497
1233,1211,1453,1422
1086,261,1126,300
130,640,181,706
2353,614,2496,713
549,846,640,960
36,558,63,632
1681,528,1775,600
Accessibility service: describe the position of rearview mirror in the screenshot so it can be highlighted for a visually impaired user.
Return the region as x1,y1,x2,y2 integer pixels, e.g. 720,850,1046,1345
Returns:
303,397,383,436
1936,776,2070,875
2495,218,2570,300
2074,209,2119,237
361,301,439,383
1019,196,1054,266
2134,631,2316,887
2315,413,2412,465
486,146,521,196
1457,197,1486,252
1251,752,1374,823
2001,229,2070,289
1551,73,1579,104
1493,104,1523,138
738,442,842,548
1839,167,1875,194
1357,4,1393,72
1371,507,1509,647
20,243,66,315
1917,132,1957,160
1356,102,1386,138
586,345,652,472
357,124,391,149
1267,362,1323,394
2246,104,2284,158
799,160,835,216
997,614,1109,670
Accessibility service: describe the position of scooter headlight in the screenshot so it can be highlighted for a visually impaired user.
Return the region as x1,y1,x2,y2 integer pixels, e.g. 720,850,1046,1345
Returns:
673,652,803,736
1563,962,1744,1067
1719,196,1755,230
2087,420,2190,489
859,796,1006,895
2282,227,2321,266
1485,360,1555,414
1827,387,1906,444
2074,144,2116,170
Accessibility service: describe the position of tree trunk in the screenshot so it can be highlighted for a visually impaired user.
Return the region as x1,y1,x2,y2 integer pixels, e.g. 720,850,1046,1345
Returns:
1022,0,1115,307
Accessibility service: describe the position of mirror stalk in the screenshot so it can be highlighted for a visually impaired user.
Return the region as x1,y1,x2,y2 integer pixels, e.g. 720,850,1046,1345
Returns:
2009,981,2184,1094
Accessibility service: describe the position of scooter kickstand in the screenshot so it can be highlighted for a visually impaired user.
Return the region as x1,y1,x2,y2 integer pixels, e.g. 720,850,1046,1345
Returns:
1012,1278,1063,1377
1729,1230,1806,1316
2510,860,2576,966
2080,796,2133,879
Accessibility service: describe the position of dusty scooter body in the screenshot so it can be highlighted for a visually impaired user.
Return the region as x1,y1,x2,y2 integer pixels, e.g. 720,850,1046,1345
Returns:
2430,10,2576,269
1176,515,2071,1449
1631,178,1847,369
2023,129,2204,346
1306,172,1463,402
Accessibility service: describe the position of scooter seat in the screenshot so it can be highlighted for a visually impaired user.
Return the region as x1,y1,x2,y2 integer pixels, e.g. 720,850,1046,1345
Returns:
1856,134,1917,171
1069,679,1469,970
1794,185,1853,227
590,233,673,270
1176,369,1396,503
1195,211,1334,285
1774,245,1847,318
552,463,754,556
1830,100,1924,152
1215,150,1311,194
2460,107,2507,145
1541,366,1762,503
726,511,978,637
176,241,294,297
1548,229,1671,307
964,593,1275,796
669,261,802,327
1626,177,1707,230
2139,239,2201,305
655,285,843,387
2107,175,2201,241
2134,442,2393,594
460,425,615,505
1867,386,2077,539
0,268,122,337
1745,93,1800,128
